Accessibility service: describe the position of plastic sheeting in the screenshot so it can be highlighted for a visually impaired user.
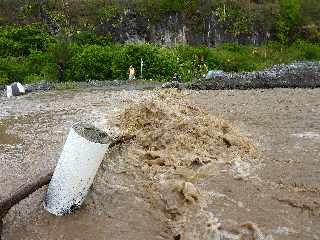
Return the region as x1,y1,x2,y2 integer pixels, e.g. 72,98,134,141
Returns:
6,82,25,98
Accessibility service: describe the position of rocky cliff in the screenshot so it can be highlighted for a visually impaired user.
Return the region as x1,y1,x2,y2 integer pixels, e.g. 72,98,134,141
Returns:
1,0,319,46
96,10,270,46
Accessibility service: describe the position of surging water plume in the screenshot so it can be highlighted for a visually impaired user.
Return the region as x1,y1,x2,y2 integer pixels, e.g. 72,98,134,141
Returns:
98,90,262,239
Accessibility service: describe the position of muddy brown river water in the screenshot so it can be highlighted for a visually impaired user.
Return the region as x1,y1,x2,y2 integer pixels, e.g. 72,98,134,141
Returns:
0,88,320,240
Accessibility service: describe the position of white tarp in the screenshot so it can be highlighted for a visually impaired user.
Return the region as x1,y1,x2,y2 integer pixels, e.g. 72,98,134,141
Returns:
6,82,25,98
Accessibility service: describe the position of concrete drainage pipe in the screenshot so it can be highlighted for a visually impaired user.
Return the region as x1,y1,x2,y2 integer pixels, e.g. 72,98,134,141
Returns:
44,124,111,216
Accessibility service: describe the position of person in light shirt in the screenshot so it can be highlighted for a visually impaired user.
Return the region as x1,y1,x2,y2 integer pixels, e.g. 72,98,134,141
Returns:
128,65,135,80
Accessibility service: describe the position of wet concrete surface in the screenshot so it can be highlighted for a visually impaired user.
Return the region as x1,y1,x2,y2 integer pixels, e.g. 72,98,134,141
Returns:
1,88,320,239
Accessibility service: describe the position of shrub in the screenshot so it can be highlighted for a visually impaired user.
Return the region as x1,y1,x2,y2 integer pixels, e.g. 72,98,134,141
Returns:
50,34,77,81
290,40,320,60
172,45,211,80
146,47,182,81
0,52,57,84
67,45,114,81
276,0,301,44
111,44,174,80
0,24,55,57
0,57,28,83
23,74,45,84
0,72,10,86
0,25,319,84
0,37,23,57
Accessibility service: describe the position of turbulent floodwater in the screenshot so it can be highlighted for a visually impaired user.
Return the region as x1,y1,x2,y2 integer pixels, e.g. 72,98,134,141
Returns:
0,88,320,240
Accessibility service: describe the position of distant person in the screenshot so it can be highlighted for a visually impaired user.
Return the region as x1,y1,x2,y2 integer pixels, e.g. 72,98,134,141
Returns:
128,65,135,81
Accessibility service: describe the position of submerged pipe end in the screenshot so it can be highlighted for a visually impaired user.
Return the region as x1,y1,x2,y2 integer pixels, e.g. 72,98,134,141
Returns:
73,124,111,144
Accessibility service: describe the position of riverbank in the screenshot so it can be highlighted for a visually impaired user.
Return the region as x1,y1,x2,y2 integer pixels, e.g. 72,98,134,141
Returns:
0,79,163,97
1,61,320,97
187,61,320,90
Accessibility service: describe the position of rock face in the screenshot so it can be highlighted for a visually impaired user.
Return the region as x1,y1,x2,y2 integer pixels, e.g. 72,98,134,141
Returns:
96,10,270,46
188,61,320,90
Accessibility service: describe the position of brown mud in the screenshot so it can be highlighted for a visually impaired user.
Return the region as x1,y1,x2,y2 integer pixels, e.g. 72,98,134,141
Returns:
0,88,320,239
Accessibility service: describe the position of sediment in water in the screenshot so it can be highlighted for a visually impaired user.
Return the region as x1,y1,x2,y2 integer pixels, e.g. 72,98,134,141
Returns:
95,89,262,239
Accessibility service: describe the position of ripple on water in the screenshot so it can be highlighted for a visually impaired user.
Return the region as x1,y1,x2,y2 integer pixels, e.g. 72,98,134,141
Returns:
292,132,320,140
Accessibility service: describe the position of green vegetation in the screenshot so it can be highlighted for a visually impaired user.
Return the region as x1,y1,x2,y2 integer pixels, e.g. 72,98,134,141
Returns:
1,0,319,42
0,1,319,85
0,23,319,85
276,0,301,44
0,24,54,56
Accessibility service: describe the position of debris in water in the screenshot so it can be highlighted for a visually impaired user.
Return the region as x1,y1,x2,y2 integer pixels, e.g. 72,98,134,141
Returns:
117,89,256,170
241,222,274,240
181,182,199,203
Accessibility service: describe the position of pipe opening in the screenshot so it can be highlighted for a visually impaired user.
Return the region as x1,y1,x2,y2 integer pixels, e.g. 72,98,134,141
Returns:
73,124,111,144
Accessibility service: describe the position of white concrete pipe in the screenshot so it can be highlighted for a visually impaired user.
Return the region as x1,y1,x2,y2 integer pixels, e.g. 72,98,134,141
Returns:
44,124,111,216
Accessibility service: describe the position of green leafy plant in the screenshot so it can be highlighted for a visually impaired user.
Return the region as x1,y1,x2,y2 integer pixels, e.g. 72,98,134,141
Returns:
0,24,55,57
67,45,114,81
0,72,10,85
276,0,301,44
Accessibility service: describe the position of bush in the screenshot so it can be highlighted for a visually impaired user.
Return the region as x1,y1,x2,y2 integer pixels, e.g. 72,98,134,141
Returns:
0,37,23,57
0,57,26,82
290,40,320,60
49,34,78,81
276,0,301,44
111,44,179,81
0,52,57,84
155,47,181,81
23,74,45,84
0,72,10,86
67,45,114,81
172,45,210,80
24,51,56,75
0,24,55,57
